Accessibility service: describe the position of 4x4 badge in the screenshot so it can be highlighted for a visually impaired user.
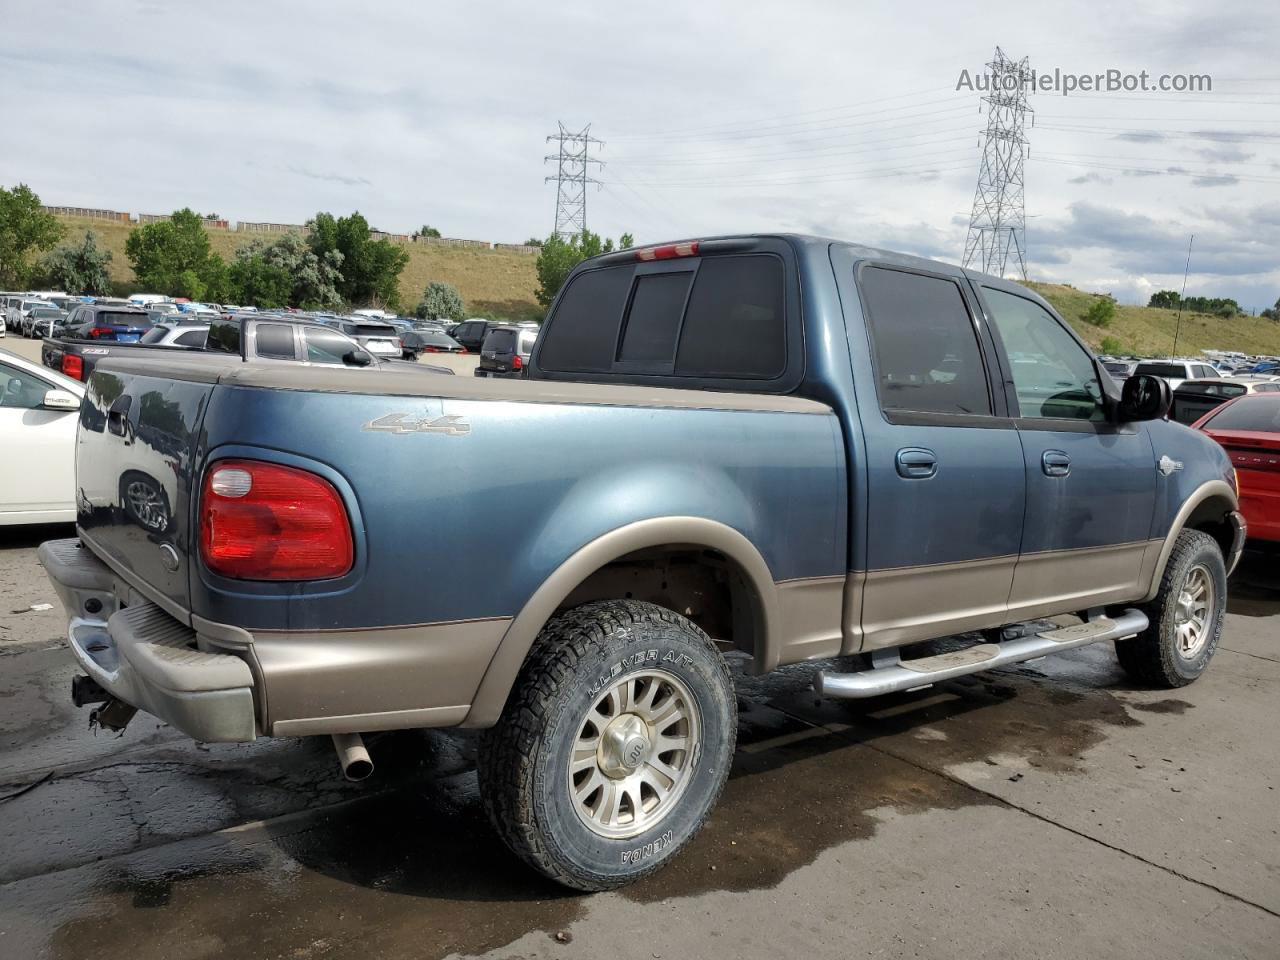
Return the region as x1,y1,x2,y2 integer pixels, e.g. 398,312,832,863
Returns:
1157,455,1184,477
363,413,471,436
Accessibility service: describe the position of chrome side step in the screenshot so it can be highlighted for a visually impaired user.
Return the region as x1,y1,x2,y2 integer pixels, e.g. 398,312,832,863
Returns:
814,609,1149,699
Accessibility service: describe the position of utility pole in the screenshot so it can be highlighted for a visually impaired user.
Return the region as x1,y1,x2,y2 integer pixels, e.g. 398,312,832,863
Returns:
545,123,604,240
962,47,1033,280
1172,234,1194,357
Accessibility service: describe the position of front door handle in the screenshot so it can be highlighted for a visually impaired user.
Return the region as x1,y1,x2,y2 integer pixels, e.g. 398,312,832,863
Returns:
1042,450,1071,477
896,447,937,479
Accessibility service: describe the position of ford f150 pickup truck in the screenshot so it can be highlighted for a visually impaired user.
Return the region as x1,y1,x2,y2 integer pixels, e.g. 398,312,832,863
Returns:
40,235,1245,891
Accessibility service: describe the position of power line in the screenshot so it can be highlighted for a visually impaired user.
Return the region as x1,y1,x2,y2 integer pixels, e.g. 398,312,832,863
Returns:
545,122,604,239
963,46,1033,281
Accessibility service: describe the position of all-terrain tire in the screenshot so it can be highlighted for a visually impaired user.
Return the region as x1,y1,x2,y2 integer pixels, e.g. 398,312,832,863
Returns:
1115,529,1226,687
477,600,736,891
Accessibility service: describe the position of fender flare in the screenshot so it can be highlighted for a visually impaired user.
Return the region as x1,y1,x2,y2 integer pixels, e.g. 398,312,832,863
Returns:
461,516,779,728
1143,479,1238,602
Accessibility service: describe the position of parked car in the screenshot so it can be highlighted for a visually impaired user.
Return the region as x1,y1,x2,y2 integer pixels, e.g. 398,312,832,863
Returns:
0,348,83,524
415,329,466,355
322,318,404,359
9,298,55,335
1101,358,1136,382
1194,394,1280,543
139,320,213,348
1170,377,1280,425
475,324,538,377
62,303,154,342
38,234,1242,893
24,306,66,339
1132,359,1220,391
449,318,494,351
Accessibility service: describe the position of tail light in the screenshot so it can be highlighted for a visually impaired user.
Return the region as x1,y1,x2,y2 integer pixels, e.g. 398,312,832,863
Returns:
88,327,113,339
200,459,353,580
635,241,699,261
458,347,468,354
62,354,84,380
511,354,523,371
424,346,440,353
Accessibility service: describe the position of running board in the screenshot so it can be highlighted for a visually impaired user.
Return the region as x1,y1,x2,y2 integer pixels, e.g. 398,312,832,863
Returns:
814,609,1149,699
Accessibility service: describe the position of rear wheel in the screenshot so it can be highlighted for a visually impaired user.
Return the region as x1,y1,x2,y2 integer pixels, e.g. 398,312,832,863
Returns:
1115,530,1226,687
478,600,736,891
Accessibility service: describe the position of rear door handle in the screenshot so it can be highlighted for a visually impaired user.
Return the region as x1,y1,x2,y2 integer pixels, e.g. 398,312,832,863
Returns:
1042,450,1070,477
896,447,937,479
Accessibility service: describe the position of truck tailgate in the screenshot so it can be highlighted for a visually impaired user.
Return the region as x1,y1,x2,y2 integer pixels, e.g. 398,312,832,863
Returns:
76,359,223,619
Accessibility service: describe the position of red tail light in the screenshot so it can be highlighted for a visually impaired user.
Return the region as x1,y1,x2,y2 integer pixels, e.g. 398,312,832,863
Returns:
62,354,84,380
511,354,523,371
635,241,699,261
88,327,113,339
200,460,353,580
458,347,468,354
424,346,440,353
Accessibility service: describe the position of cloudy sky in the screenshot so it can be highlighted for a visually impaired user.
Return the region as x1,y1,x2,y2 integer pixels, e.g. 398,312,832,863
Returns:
3,0,1278,309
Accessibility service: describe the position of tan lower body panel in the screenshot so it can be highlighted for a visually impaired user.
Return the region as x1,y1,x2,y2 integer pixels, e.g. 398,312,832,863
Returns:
774,575,845,665
1005,540,1160,623
253,617,511,736
860,554,1018,650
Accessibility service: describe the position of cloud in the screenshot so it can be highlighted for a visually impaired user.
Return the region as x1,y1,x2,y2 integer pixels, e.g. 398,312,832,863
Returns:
1197,146,1255,164
287,167,373,188
1191,174,1239,187
1067,172,1111,185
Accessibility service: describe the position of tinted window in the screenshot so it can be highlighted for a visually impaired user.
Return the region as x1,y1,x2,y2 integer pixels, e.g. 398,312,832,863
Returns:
255,323,296,359
539,265,632,372
676,256,785,379
1135,362,1188,378
356,324,397,337
860,267,991,416
484,329,517,352
983,288,1104,421
140,327,170,344
1204,396,1280,433
303,326,356,364
1196,364,1217,379
618,273,692,366
175,329,207,347
100,311,151,328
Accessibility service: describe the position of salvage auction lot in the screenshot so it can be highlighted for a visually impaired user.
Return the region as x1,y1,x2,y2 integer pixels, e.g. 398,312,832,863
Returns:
1,524,1277,958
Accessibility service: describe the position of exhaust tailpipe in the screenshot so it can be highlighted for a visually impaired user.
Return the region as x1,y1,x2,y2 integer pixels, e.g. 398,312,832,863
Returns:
331,732,373,781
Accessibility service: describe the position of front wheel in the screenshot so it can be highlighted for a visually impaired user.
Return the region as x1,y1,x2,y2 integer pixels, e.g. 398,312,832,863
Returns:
1115,529,1226,687
478,600,736,891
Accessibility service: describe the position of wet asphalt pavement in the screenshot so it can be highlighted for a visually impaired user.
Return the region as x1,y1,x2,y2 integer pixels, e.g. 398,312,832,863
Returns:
0,521,1278,960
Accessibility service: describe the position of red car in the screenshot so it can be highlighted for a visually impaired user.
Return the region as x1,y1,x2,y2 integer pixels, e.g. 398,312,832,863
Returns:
1193,394,1280,542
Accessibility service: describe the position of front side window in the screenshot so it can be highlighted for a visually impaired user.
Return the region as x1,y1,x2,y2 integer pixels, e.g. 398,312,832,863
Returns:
0,362,53,409
303,326,357,364
860,267,992,416
983,287,1104,421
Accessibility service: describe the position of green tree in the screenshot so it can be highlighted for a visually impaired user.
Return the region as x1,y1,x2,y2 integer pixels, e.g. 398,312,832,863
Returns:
0,184,64,287
534,230,621,307
227,251,293,309
37,230,112,295
233,232,343,309
414,225,442,239
415,281,466,321
1262,296,1280,321
307,211,409,307
619,232,634,249
524,237,544,247
1148,290,1180,309
124,208,227,300
1083,298,1116,328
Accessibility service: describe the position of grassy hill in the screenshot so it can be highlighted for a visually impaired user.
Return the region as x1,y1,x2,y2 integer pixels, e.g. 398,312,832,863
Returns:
54,215,543,322
52,216,1280,356
1028,282,1280,358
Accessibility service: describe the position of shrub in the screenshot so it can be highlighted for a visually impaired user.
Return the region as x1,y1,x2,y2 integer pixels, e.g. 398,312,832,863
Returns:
1083,298,1115,328
415,281,465,321
1100,336,1124,355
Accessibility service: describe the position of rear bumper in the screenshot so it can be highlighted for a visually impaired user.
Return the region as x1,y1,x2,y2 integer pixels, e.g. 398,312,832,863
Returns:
38,538,257,742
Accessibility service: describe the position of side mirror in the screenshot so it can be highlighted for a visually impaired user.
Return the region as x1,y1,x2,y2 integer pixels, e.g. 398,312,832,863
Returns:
1118,374,1171,422
42,389,82,411
343,349,373,367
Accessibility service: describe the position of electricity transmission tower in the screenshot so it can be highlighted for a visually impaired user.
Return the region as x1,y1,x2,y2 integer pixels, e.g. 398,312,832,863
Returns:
962,47,1033,280
545,123,604,239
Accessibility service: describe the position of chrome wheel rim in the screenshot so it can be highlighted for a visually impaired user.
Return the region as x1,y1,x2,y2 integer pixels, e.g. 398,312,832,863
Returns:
567,669,700,840
1174,564,1214,659
125,481,167,531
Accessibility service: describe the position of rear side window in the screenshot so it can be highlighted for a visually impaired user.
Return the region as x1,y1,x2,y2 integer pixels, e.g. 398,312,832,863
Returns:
175,330,207,347
859,267,992,416
255,323,296,359
1204,396,1280,432
140,327,169,344
539,265,632,372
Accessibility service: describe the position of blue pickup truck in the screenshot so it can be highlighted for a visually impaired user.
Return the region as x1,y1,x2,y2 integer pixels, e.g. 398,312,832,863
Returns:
40,234,1244,890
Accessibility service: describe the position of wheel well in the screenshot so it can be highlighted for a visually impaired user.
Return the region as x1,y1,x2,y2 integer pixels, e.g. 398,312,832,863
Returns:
556,545,761,660
1185,497,1236,561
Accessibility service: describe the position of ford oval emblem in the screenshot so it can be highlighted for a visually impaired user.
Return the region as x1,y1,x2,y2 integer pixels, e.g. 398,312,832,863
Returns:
159,543,181,572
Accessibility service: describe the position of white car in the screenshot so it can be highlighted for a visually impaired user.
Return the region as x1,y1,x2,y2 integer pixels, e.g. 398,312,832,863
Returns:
0,349,84,524
1131,359,1220,391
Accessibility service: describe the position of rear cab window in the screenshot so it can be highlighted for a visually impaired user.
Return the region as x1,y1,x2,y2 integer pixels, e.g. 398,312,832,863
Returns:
1135,362,1189,378
533,241,800,392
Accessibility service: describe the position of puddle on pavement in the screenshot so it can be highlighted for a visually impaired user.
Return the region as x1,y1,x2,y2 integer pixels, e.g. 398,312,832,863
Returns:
32,646,1158,960
1128,698,1194,715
